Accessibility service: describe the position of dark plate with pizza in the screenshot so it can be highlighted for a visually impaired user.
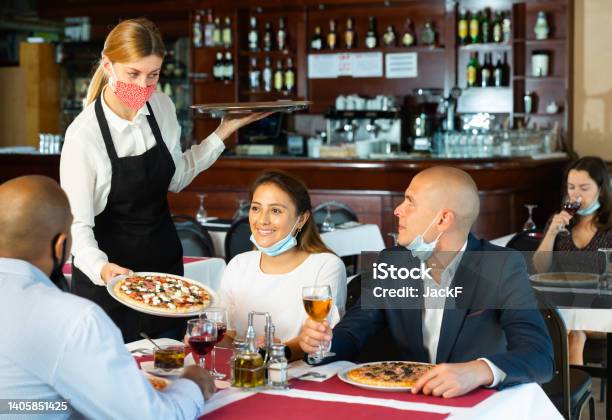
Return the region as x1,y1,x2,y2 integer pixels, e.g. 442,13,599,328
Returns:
107,272,218,317
338,361,435,392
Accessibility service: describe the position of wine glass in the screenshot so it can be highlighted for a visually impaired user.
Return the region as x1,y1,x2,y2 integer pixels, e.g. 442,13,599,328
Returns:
321,206,336,232
186,318,217,370
195,193,209,224
597,248,612,291
199,307,228,379
558,197,582,235
302,285,335,363
523,204,538,231
233,199,249,221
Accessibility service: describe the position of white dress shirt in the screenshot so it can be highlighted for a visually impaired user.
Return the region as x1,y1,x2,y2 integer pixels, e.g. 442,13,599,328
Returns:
0,258,205,420
422,242,507,387
60,89,224,285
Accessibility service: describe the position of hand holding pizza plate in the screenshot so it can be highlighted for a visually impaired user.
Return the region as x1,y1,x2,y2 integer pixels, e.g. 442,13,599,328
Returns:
338,361,435,392
107,272,219,317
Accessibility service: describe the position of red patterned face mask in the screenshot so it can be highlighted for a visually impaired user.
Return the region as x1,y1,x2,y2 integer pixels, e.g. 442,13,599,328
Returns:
108,62,156,110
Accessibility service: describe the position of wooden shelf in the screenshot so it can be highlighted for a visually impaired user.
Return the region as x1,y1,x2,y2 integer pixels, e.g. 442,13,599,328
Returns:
513,76,565,82
458,42,512,52
514,113,564,117
307,45,445,55
240,91,300,100
525,37,567,46
191,78,235,85
239,50,296,58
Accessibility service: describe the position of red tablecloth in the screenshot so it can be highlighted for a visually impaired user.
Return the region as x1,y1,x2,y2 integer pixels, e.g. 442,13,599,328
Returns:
204,393,449,420
63,256,209,275
292,374,495,408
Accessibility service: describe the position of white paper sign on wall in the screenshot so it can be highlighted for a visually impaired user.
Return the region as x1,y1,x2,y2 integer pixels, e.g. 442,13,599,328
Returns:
385,52,418,79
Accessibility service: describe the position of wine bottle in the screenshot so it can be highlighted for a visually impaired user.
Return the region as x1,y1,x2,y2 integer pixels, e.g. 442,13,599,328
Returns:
248,16,259,52
401,18,416,47
365,17,378,49
212,17,222,47
467,52,479,88
311,26,323,50
193,11,203,48
213,52,223,81
458,8,469,45
481,8,491,43
383,25,396,47
262,57,272,92
469,10,480,44
204,10,215,47
273,60,284,92
502,51,510,86
493,11,503,43
481,53,492,87
263,22,273,52
284,57,295,93
421,21,436,46
277,17,287,52
327,19,337,50
344,17,355,49
224,51,234,81
222,17,232,48
502,11,512,42
248,57,260,91
493,54,503,87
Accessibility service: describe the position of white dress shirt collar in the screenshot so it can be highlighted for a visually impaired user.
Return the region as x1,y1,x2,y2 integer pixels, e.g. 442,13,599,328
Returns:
0,257,53,288
100,86,150,133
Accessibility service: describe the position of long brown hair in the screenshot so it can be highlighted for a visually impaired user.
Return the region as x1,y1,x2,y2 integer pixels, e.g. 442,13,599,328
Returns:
85,18,165,106
563,156,612,230
249,170,334,255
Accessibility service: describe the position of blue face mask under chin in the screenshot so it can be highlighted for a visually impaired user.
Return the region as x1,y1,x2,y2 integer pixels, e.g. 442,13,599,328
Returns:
250,218,301,257
577,198,600,216
405,213,443,262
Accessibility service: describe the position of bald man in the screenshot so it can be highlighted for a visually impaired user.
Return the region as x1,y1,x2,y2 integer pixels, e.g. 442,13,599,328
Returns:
298,166,553,397
0,176,215,419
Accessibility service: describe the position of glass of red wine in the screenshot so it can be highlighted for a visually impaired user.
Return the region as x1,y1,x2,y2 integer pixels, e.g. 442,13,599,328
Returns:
559,197,582,235
186,318,217,370
199,307,228,379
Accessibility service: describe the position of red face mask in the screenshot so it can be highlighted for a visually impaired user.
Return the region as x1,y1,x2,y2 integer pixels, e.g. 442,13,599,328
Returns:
109,62,156,110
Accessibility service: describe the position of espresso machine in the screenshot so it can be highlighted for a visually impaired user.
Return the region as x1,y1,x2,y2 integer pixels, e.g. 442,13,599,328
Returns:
405,88,445,152
325,94,404,155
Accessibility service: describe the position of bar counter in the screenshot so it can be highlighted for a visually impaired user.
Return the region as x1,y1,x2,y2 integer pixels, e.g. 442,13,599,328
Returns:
0,153,569,244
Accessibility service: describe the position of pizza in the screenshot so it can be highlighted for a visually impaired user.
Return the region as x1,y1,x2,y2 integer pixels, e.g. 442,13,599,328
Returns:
346,361,434,388
113,274,211,314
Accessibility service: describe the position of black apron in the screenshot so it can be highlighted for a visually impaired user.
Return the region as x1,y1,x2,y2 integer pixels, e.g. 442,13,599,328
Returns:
71,97,184,343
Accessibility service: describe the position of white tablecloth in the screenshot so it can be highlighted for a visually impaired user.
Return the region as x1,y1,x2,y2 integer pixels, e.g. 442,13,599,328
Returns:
320,224,386,257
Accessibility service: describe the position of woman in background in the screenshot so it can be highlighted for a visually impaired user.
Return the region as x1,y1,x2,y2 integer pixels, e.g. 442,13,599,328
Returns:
533,156,612,364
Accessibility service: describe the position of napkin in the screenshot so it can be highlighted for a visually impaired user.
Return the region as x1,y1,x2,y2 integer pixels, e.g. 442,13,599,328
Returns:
289,360,355,382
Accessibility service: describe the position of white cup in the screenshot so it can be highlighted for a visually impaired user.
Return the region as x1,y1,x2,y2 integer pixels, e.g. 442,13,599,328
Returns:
532,52,550,77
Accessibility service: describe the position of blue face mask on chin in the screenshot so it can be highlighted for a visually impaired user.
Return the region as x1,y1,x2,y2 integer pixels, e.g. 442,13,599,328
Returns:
406,212,443,262
577,199,600,216
250,218,301,257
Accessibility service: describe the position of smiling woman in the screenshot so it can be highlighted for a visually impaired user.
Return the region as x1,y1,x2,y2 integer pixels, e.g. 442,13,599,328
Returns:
218,170,347,361
59,18,270,342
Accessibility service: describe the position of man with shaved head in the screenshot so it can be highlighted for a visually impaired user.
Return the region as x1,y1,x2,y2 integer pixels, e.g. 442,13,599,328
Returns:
299,166,553,397
0,176,215,419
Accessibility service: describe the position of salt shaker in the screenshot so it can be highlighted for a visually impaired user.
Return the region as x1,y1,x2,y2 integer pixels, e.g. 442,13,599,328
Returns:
267,344,288,389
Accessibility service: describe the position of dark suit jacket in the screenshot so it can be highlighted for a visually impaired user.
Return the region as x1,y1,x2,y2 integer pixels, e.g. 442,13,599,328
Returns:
324,234,554,390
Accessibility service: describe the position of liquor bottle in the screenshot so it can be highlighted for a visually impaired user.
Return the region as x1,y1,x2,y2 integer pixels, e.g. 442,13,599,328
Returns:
273,60,284,92
311,26,323,50
534,11,549,40
383,25,396,47
421,21,436,46
284,57,295,93
193,11,203,48
204,10,215,47
277,17,287,52
327,20,337,50
212,17,222,46
248,16,259,52
365,17,378,49
502,51,510,86
224,51,234,81
493,54,504,87
481,53,492,87
262,57,272,92
222,17,232,48
492,11,503,43
502,11,512,42
248,57,260,91
213,52,223,81
401,18,416,47
263,22,273,52
481,8,491,43
467,52,479,88
344,17,355,49
458,8,469,45
469,10,480,44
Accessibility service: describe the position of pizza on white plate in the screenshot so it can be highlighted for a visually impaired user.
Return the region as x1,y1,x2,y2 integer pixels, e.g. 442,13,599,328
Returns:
112,273,211,314
346,361,434,388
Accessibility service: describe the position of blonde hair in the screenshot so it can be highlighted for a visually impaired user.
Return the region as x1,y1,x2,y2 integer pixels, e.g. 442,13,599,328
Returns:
86,18,165,106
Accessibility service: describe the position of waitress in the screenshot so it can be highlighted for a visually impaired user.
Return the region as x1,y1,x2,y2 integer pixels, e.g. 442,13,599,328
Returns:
60,18,267,342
